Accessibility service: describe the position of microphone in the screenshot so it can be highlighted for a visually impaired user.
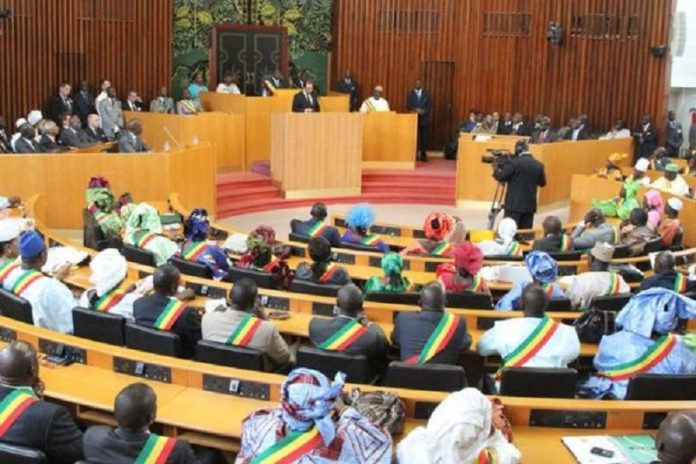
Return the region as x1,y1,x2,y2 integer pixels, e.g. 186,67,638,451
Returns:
162,126,183,150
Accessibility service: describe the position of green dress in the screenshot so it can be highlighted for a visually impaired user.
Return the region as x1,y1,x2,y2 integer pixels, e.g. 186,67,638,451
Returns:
591,177,641,221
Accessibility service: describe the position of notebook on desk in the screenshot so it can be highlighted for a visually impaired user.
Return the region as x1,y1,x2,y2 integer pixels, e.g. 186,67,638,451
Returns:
562,435,657,464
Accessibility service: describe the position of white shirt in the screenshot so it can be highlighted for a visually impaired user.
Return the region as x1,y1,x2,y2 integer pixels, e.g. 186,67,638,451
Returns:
3,267,76,333
477,317,581,368
216,83,241,95
78,287,137,321
564,272,630,309
651,175,691,197
360,97,390,113
599,128,631,140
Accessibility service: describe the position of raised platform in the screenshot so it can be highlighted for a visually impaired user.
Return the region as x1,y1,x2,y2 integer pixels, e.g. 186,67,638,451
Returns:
216,159,456,218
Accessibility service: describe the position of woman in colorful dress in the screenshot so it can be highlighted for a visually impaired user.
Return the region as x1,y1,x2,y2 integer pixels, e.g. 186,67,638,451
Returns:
643,189,665,229
295,237,351,286
235,225,292,290
341,203,390,253
495,251,566,311
179,208,231,280
364,252,416,294
123,203,179,266
436,242,489,293
401,212,465,257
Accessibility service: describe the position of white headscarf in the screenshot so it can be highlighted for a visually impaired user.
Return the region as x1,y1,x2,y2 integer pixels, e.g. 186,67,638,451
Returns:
27,110,43,127
497,218,518,244
89,249,127,296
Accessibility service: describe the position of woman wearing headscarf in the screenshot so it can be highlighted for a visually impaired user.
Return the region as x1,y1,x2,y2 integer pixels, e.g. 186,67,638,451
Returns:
365,252,415,294
123,203,179,266
495,251,566,311
396,388,520,464
295,237,351,286
578,288,696,400
477,218,523,257
595,152,627,181
235,225,293,290
236,368,393,464
436,242,489,293
85,176,124,237
179,208,231,280
643,189,665,229
592,158,649,221
78,249,138,321
401,212,466,257
341,203,390,253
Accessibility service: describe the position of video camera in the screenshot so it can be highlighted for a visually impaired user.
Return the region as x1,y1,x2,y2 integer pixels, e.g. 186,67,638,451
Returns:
481,149,513,164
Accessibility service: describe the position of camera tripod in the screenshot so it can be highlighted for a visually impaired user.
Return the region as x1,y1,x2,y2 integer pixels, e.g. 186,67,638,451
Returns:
487,181,507,230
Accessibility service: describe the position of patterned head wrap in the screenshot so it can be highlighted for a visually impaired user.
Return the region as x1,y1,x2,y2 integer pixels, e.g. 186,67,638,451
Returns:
616,288,696,337
125,203,163,234
280,368,346,446
346,203,376,231
644,189,665,214
237,225,276,269
184,208,210,242
381,252,404,277
524,251,558,283
454,242,484,276
423,212,453,242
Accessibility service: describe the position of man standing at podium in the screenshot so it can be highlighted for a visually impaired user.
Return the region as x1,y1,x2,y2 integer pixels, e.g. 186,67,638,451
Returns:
291,81,320,113
407,78,432,162
360,86,391,113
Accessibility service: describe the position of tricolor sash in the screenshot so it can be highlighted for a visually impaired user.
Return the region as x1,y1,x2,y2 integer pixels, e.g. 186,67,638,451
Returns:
361,234,381,247
675,273,687,293
559,234,571,252
598,334,678,381
540,282,555,297
179,99,198,114
153,299,187,331
134,434,177,464
405,312,460,364
473,447,499,464
319,263,339,283
606,273,622,295
263,80,277,96
262,259,280,273
182,241,209,261
495,316,559,379
507,241,521,256
0,259,20,283
610,226,619,244
88,203,111,226
431,242,452,257
10,269,43,296
467,275,485,293
93,287,127,313
0,389,38,438
250,426,322,464
318,319,368,352
134,231,158,249
308,221,328,238
364,99,377,113
226,314,263,347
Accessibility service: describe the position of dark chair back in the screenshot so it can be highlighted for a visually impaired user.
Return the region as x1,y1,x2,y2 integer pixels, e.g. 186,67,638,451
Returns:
365,291,420,306
499,367,578,398
296,346,371,384
625,374,696,400
339,241,383,253
226,267,275,288
124,323,182,357
72,307,125,346
483,255,524,262
82,209,122,252
643,237,664,254
383,361,467,392
288,232,310,244
195,340,265,371
122,244,156,267
290,280,343,297
591,293,631,312
446,292,493,309
0,443,46,464
169,256,211,279
547,298,573,311
612,244,630,259
0,289,33,324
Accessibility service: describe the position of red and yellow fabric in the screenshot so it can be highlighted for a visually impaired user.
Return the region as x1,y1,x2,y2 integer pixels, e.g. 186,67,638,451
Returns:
598,334,678,381
0,259,20,283
182,242,210,261
467,274,485,293
250,427,322,464
134,434,177,464
559,234,571,252
134,231,158,249
308,222,328,238
540,282,555,297
319,263,340,284
226,314,263,347
674,273,688,293
93,287,127,313
263,80,277,96
606,273,622,295
88,203,110,226
318,319,368,352
495,316,559,379
364,99,377,113
431,242,452,257
361,234,381,247
473,447,499,464
179,99,198,114
405,312,460,364
261,259,280,273
153,299,187,331
506,241,522,256
0,389,38,437
10,269,43,297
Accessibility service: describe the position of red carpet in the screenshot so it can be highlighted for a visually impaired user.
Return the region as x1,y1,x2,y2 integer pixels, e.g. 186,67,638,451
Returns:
217,159,456,218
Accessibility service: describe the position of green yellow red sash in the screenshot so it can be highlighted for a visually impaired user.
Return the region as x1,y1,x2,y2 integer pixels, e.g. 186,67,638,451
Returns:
88,203,110,226
250,426,322,464
0,259,20,283
0,389,38,437
495,316,559,379
10,269,43,296
598,334,678,381
134,434,177,464
431,242,452,257
540,282,555,297
179,99,198,114
507,241,521,256
473,447,499,464
226,314,263,347
364,99,377,113
675,273,687,293
559,234,571,252
308,221,328,238
135,231,158,249
606,273,621,295
610,226,618,244
93,287,127,313
318,319,368,352
182,241,209,261
361,234,381,247
319,263,339,283
406,312,460,364
153,299,187,331
467,274,485,293
263,80,277,95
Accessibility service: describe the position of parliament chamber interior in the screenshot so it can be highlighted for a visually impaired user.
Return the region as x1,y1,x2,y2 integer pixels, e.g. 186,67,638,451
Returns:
1,0,696,463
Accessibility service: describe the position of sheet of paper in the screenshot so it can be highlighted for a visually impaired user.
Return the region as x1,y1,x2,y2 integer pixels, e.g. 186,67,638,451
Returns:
561,435,630,464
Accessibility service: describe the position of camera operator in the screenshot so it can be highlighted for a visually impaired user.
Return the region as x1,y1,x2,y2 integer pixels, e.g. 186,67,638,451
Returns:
492,139,546,229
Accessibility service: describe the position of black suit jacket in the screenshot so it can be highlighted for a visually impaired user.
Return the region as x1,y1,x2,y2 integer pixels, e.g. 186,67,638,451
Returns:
336,79,360,111
511,121,533,136
291,91,320,113
391,311,470,365
635,123,658,158
530,129,557,144
49,95,75,123
498,120,513,135
58,127,83,147
74,91,95,122
83,426,198,464
14,137,40,154
532,233,571,253
124,100,144,112
291,219,342,247
406,89,432,126
81,127,108,145
133,295,202,358
0,387,83,464
639,269,696,293
563,126,591,141
494,153,547,213
38,134,58,153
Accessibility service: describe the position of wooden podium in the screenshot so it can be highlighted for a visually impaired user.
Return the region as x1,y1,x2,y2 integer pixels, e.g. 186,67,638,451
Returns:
270,113,363,199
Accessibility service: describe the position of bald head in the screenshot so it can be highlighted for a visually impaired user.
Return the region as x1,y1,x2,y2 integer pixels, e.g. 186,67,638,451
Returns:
521,284,549,318
336,284,363,318
114,383,157,433
542,216,562,236
230,278,258,312
654,251,676,273
656,411,696,464
420,282,446,312
0,341,39,387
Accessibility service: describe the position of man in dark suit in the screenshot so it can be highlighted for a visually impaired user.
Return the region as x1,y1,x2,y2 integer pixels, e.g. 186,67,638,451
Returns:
391,283,471,365
0,116,11,153
563,115,591,141
58,114,85,148
133,264,201,358
493,139,547,229
118,119,150,153
510,112,533,136
124,90,145,112
666,110,684,158
310,284,389,376
639,252,696,293
74,80,95,125
49,82,75,124
634,113,658,159
0,341,83,464
83,383,198,464
336,69,360,112
14,124,41,153
81,114,108,145
406,78,433,162
291,81,320,113
530,117,557,144
497,112,513,135
290,202,342,247
532,215,572,253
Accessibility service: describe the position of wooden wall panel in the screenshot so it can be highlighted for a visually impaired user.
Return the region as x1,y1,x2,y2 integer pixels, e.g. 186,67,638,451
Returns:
0,0,172,123
332,0,674,140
